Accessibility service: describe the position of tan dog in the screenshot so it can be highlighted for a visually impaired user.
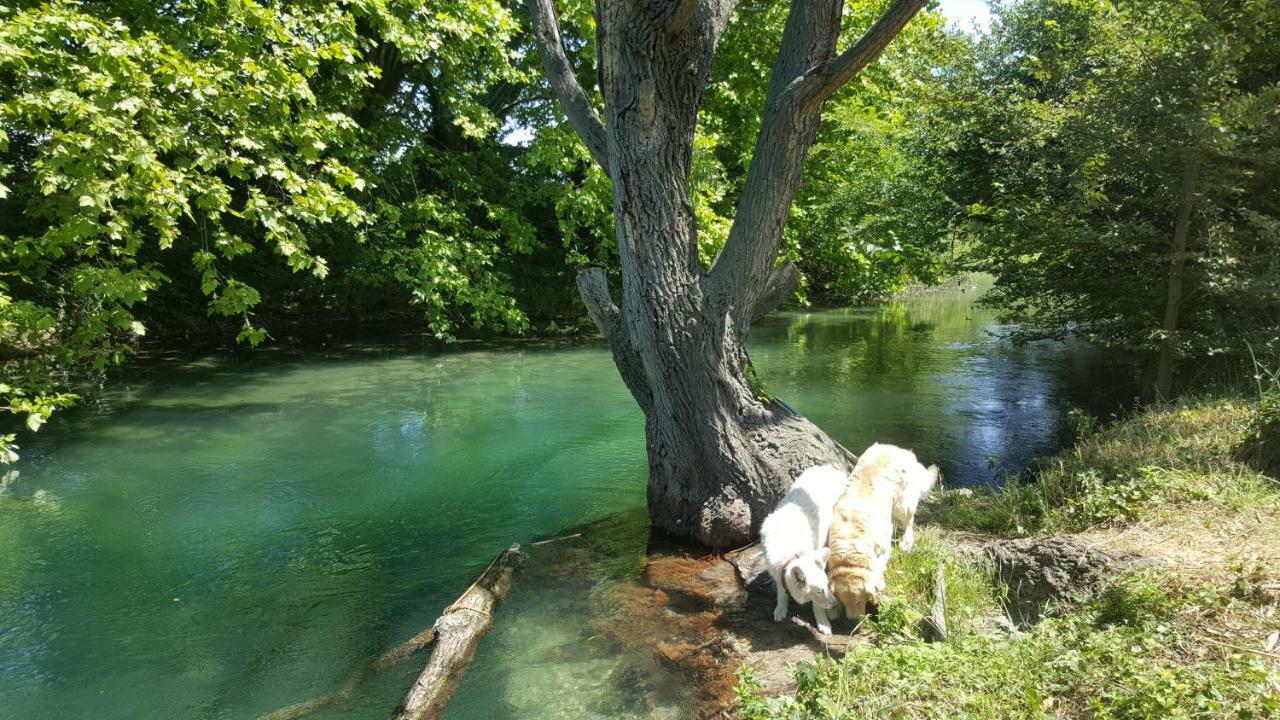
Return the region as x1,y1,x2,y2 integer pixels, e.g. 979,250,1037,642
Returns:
827,443,939,619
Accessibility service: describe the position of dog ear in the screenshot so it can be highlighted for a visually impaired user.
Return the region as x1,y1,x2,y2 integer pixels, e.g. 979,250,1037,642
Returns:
789,564,807,586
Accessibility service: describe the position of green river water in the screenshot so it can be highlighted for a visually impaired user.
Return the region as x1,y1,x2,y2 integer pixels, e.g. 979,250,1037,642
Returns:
0,285,1125,719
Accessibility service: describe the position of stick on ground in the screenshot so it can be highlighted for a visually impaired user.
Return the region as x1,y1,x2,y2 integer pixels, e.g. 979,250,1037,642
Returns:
923,562,948,642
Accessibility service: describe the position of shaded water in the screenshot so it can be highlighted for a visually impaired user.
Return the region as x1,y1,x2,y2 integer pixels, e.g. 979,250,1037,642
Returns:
0,284,1125,719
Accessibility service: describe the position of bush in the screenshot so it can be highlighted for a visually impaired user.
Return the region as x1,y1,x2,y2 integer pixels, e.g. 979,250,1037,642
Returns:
1240,361,1280,476
1062,466,1166,529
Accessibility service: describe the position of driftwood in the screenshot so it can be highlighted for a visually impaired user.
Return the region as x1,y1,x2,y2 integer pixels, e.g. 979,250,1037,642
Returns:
258,539,542,720
392,543,526,720
923,562,948,642
257,626,441,720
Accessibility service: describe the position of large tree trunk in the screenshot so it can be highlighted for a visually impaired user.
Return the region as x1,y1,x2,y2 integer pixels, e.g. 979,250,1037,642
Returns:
633,302,851,545
528,0,926,547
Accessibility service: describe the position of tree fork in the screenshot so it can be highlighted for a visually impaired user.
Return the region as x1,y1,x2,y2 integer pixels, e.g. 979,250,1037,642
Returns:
527,0,927,547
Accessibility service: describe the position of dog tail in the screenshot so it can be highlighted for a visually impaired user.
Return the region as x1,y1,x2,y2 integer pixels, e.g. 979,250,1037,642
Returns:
923,464,940,494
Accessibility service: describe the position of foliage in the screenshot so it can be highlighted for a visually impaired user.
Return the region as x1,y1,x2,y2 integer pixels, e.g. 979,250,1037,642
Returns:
0,0,615,456
1240,354,1280,474
935,0,1280,386
697,0,961,302
1,0,362,438
6,0,1278,459
788,10,964,303
736,572,1280,719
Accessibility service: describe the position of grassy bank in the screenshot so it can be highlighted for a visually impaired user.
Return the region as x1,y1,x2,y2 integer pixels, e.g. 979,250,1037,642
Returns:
736,397,1280,718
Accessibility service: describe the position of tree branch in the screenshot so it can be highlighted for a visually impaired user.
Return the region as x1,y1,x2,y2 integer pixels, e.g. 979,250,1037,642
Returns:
706,0,842,319
797,0,929,106
750,261,801,321
576,268,652,411
576,266,621,338
707,0,744,42
708,0,926,325
525,0,610,167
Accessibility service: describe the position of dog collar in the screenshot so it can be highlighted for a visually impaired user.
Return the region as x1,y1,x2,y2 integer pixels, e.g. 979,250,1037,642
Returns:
779,552,805,581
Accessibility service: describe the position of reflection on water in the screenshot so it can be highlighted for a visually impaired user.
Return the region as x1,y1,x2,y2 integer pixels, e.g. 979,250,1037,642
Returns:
0,283,1125,719
752,286,1128,485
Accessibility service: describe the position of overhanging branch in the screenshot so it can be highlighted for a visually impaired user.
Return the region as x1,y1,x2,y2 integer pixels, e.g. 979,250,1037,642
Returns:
794,0,929,106
751,261,802,321
525,0,610,167
576,266,621,338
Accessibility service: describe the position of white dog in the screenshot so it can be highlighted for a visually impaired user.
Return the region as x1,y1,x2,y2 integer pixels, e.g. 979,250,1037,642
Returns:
759,464,848,635
827,444,938,619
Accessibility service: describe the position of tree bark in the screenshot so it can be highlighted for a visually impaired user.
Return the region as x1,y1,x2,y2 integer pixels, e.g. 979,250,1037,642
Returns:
526,0,926,547
1155,160,1197,400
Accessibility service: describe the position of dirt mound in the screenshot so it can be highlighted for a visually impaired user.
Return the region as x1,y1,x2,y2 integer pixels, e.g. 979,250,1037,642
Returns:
984,536,1121,626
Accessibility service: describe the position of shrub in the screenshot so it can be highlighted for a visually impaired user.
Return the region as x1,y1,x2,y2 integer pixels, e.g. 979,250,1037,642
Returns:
1062,466,1166,529
1240,360,1280,476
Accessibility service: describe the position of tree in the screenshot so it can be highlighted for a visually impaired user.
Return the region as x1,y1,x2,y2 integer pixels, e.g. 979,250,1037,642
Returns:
939,0,1280,396
525,0,928,546
0,0,605,460
694,1,962,304
786,9,961,303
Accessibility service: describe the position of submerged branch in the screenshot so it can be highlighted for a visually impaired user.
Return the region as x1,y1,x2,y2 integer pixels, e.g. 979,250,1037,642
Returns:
256,628,438,720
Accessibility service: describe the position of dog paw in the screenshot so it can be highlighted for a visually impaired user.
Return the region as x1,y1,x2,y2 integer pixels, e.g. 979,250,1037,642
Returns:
773,606,787,622
817,622,832,636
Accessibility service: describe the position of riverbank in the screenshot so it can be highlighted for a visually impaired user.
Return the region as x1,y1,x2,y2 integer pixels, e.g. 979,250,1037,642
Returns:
732,396,1280,717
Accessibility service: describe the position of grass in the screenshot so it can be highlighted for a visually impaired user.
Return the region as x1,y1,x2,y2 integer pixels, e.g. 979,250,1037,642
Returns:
874,529,1005,639
737,573,1279,720
1240,357,1280,476
925,397,1277,536
736,394,1280,718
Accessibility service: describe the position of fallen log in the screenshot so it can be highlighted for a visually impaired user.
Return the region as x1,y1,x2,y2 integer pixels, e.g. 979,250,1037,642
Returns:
392,543,525,720
257,626,441,720
258,542,530,720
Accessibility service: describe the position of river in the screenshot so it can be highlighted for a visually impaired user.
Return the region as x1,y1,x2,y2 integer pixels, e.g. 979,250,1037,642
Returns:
0,283,1125,719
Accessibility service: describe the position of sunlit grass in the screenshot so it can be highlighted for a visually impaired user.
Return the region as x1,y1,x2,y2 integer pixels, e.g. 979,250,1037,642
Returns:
878,529,1003,637
738,572,1280,719
737,395,1280,719
926,396,1278,536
